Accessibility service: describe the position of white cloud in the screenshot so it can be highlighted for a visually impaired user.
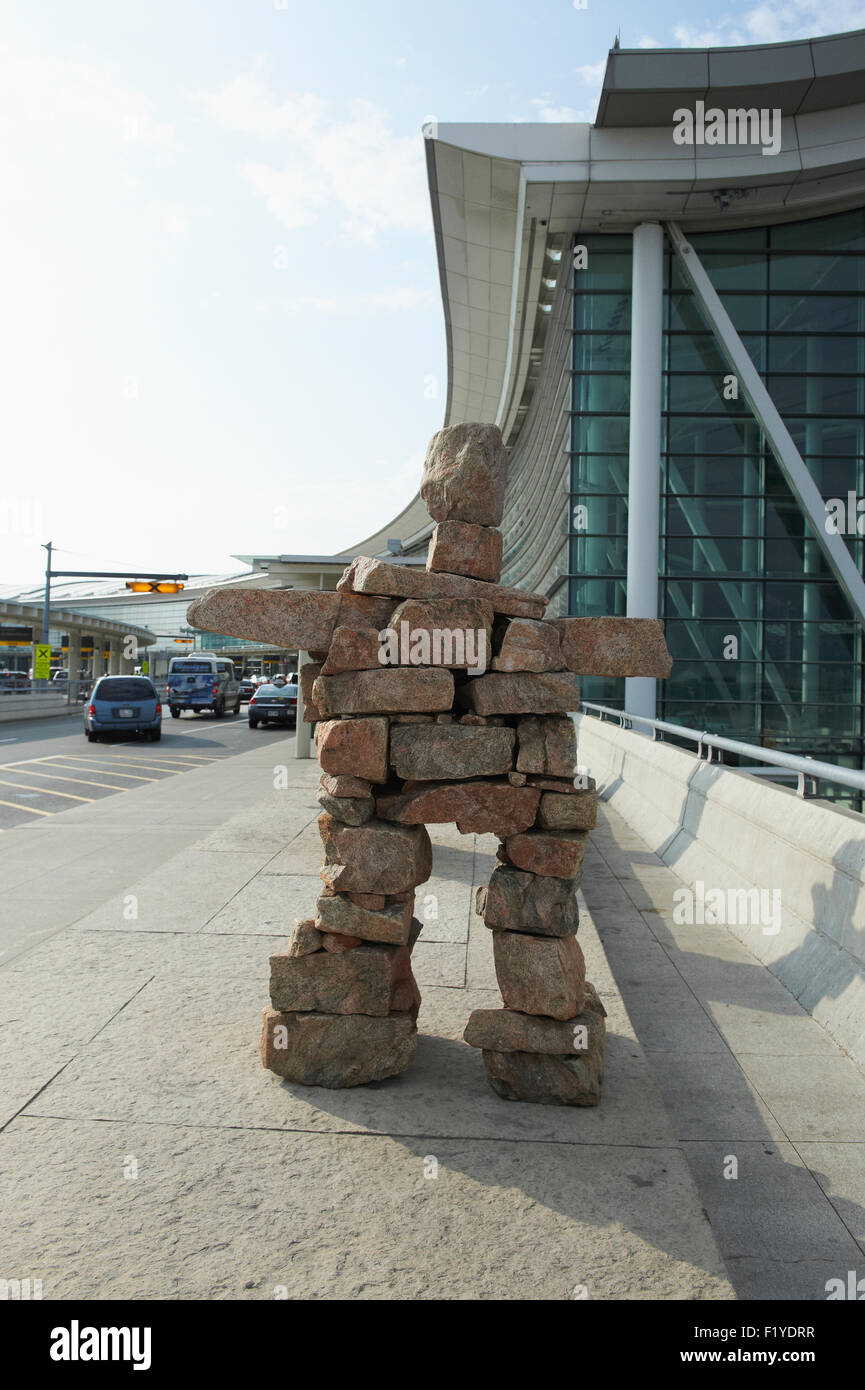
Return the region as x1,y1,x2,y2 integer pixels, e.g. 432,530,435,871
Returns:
293,288,436,315
575,60,607,86
671,3,865,49
743,1,865,41
0,40,178,151
673,23,745,47
529,98,586,122
198,67,430,245
638,36,662,48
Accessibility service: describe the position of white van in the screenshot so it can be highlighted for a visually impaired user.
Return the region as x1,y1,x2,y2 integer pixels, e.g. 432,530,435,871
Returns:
166,652,241,719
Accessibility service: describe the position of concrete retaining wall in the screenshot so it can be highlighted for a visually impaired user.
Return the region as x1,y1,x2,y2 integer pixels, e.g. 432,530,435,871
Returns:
0,695,80,723
575,712,865,1066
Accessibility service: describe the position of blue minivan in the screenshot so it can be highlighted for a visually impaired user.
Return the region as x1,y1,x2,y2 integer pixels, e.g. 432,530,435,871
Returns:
84,675,162,742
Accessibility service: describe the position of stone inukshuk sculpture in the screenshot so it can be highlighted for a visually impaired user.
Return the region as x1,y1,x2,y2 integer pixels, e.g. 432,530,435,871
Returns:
187,423,672,1105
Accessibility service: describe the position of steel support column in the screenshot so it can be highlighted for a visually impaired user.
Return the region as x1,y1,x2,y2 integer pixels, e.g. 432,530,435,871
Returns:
625,222,665,719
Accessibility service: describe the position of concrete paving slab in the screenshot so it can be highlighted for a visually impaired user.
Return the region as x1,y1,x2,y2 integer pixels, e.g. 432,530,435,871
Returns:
412,939,467,987
723,1256,861,1302
204,874,321,934
0,1117,732,1300
680,1140,865,1267
644,1050,786,1140
795,1143,865,1255
23,974,675,1145
737,1054,865,1141
3,928,288,979
71,849,275,934
0,967,151,1128
706,999,841,1056
624,983,729,1054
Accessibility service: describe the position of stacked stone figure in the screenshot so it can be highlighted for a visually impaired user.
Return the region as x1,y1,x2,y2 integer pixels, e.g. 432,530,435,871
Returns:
187,422,671,1105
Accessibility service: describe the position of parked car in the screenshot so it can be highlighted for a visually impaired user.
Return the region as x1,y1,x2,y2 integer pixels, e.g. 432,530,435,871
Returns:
248,679,298,728
0,670,29,694
166,652,241,718
238,677,257,702
84,675,162,741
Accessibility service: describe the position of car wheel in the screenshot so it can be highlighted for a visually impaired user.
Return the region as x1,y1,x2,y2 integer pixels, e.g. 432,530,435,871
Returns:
170,707,180,719
151,729,161,742
249,718,258,728
86,731,98,742
213,699,225,719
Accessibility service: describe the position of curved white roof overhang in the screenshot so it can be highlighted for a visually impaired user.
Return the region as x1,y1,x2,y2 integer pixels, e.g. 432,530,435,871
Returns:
351,28,865,551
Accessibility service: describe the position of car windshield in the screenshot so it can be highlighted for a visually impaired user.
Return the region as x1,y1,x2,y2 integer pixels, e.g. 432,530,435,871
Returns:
95,678,155,700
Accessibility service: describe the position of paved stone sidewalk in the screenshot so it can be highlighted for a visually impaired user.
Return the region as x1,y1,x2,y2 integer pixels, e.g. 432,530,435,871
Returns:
0,746,735,1299
584,813,865,1301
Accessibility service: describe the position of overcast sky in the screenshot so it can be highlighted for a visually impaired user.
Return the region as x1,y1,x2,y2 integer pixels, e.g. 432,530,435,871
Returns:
2,0,862,587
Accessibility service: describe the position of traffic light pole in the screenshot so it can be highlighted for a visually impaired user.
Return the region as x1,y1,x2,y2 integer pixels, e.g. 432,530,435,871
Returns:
35,563,188,683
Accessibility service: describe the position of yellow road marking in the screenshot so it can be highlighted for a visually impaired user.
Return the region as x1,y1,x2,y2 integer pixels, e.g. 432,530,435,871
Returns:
107,753,221,765
33,757,161,780
0,798,51,815
0,777,93,802
0,767,128,792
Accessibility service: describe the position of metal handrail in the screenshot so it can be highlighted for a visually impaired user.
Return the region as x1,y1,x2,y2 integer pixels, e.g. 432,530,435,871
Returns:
578,701,865,798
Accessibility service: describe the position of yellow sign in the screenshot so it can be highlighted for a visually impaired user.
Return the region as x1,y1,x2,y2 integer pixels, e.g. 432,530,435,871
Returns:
33,643,52,679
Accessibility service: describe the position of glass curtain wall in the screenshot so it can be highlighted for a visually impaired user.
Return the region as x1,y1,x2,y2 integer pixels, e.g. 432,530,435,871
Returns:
570,209,865,791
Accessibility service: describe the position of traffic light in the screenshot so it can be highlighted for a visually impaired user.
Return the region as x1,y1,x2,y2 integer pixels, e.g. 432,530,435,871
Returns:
125,581,185,593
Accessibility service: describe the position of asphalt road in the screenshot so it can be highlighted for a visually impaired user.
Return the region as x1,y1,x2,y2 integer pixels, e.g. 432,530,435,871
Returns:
0,707,296,830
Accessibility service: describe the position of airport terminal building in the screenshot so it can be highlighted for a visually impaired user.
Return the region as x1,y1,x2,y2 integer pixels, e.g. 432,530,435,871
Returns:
411,29,865,781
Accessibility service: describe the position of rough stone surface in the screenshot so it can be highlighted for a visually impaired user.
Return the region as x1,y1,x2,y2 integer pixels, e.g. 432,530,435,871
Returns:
322,932,362,953
464,1003,605,1055
515,716,577,777
314,667,454,717
318,815,432,895
389,724,515,781
269,941,412,1016
504,829,589,879
187,587,393,653
348,892,387,910
320,626,385,675
337,556,546,621
420,422,508,527
537,789,598,832
481,865,580,937
388,598,493,669
287,918,322,958
552,616,672,678
315,893,413,946
299,662,323,723
482,1048,602,1106
525,774,596,794
317,717,389,785
427,520,503,582
492,932,586,1019
466,672,580,716
261,1006,417,1087
492,619,562,673
316,791,374,825
377,781,539,836
318,772,373,800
